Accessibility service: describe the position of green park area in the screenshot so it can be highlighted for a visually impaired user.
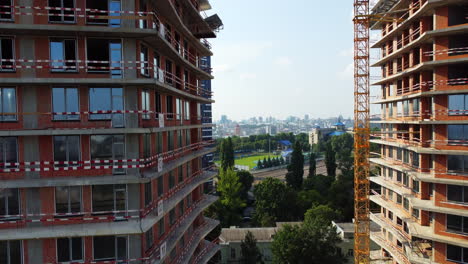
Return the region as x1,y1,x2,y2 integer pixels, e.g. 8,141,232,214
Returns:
235,153,280,169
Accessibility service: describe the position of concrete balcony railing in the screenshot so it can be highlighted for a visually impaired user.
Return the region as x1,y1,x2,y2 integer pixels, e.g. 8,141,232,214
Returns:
370,213,411,244
190,240,220,264
169,217,219,264
0,172,217,240
370,231,411,264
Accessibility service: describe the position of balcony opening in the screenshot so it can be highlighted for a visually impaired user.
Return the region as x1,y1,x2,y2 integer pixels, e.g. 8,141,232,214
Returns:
449,35,468,56
49,0,75,23
413,48,420,65
448,4,468,26
92,184,127,216
86,0,121,27
57,237,83,262
448,63,468,85
0,37,14,72
50,39,77,72
93,236,128,261
0,0,13,21
86,39,122,77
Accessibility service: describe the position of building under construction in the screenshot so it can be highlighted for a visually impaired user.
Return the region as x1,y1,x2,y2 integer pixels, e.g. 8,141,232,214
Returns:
368,0,468,263
0,0,222,263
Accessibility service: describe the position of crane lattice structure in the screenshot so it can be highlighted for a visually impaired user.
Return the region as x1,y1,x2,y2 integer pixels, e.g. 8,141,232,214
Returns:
353,0,371,263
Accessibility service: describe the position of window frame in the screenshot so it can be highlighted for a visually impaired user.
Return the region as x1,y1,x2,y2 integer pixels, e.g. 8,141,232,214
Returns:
0,87,17,121
54,186,82,216
92,235,128,261
91,184,127,215
52,87,80,121
0,188,20,220
56,237,83,262
48,0,76,24
0,240,23,264
141,89,150,119
88,87,124,121
0,0,14,21
49,38,78,72
0,37,15,72
53,135,81,167
0,137,18,169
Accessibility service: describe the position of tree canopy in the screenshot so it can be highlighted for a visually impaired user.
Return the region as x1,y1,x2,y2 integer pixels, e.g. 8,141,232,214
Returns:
286,141,304,190
217,168,246,227
240,231,264,264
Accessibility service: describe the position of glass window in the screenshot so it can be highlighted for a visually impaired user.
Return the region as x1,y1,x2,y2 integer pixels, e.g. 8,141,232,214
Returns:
412,98,420,114
92,184,126,214
169,171,175,189
57,237,83,262
145,228,153,252
157,176,164,198
0,240,22,264
86,0,121,27
90,135,125,174
448,94,468,116
86,39,122,76
52,88,79,120
89,88,123,120
448,155,468,173
447,244,468,263
0,38,14,72
447,214,468,235
177,130,182,148
403,100,409,116
53,136,80,167
48,0,75,23
186,129,191,146
169,208,176,226
156,132,163,154
0,137,17,169
55,186,81,215
178,166,183,183
412,179,420,193
158,218,165,237
403,198,409,211
165,60,173,85
412,208,419,219
140,45,149,76
143,133,151,160
448,125,468,145
155,92,162,116
0,88,16,121
141,90,150,119
184,101,190,120
93,236,127,261
50,39,77,72
0,188,19,219
176,98,181,120
168,132,174,151
166,95,173,119
447,185,468,204
144,182,152,207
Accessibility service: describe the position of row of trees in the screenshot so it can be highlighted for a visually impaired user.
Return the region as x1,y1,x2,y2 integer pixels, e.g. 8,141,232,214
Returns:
257,156,285,169
216,132,311,153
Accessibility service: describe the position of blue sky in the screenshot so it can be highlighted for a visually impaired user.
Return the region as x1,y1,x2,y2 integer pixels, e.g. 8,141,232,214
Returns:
206,0,362,121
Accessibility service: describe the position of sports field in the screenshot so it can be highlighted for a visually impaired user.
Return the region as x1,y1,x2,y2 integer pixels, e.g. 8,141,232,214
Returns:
235,153,280,169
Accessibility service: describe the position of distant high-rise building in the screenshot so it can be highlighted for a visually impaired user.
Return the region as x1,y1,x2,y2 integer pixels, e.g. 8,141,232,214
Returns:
370,0,468,263
304,114,310,121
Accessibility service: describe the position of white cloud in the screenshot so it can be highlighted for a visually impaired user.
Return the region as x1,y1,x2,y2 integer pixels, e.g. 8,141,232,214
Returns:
274,56,293,66
338,47,354,57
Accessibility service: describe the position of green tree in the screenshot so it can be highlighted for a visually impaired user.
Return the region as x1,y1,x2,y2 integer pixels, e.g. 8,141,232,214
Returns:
267,157,272,168
240,231,263,264
237,170,254,201
331,133,354,176
304,205,341,227
257,160,263,169
253,178,298,226
217,169,246,227
263,157,268,168
220,137,235,171
297,189,323,216
328,172,354,221
286,141,304,189
303,174,334,197
280,156,285,165
324,141,337,176
272,219,346,264
308,152,316,177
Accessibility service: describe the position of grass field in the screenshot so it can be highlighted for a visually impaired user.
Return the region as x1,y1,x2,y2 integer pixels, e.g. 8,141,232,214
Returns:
235,153,280,169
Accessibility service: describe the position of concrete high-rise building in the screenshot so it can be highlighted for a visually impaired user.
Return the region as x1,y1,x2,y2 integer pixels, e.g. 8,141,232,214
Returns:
0,1,222,263
370,1,468,263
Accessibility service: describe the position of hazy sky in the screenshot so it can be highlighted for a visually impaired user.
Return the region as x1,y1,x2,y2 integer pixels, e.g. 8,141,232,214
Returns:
206,0,366,121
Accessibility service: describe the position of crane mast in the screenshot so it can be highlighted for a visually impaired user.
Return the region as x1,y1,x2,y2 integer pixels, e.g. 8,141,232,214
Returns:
353,0,371,263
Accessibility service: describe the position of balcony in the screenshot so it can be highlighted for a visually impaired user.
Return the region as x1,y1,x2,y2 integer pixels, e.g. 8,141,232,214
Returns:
370,232,411,264
189,240,220,264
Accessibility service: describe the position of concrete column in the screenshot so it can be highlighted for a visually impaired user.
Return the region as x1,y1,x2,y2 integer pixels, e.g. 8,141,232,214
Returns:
123,39,137,79
18,0,34,24
27,239,43,264
125,86,139,128
22,86,38,129
18,37,35,78
127,184,140,214
126,134,140,175
23,136,40,179
121,0,136,29
128,234,142,262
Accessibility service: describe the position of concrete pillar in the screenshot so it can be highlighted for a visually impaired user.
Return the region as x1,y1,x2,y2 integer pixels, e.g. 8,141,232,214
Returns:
23,136,40,179
128,234,142,261
19,36,35,78
22,86,38,129
126,134,140,175
125,86,139,128
121,0,136,29
27,239,43,264
123,39,137,79
18,0,34,24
